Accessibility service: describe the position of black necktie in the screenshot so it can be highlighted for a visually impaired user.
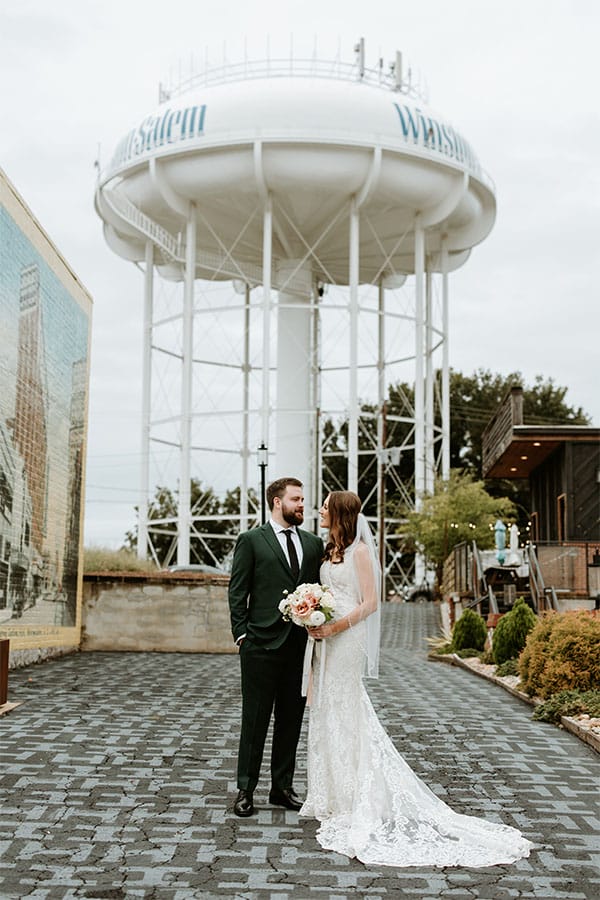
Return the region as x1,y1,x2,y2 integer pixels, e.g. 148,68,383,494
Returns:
283,529,300,581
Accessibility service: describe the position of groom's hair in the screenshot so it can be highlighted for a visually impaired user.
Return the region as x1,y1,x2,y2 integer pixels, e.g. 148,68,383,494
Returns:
266,477,302,510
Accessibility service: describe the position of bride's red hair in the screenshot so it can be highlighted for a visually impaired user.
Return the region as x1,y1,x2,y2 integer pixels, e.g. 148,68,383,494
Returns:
323,491,362,563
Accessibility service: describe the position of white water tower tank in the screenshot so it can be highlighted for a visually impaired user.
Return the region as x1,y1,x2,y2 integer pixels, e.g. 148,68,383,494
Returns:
95,42,495,576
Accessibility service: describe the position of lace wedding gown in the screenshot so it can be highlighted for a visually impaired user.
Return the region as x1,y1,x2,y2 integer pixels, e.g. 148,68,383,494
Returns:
299,549,533,868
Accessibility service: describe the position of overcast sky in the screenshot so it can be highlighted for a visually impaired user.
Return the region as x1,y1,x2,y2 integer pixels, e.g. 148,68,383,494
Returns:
2,0,598,547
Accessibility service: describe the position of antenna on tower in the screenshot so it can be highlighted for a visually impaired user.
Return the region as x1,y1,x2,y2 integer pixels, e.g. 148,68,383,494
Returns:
354,37,365,79
394,51,403,91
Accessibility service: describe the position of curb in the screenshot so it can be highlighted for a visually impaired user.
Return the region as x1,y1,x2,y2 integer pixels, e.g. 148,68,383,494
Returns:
429,651,600,754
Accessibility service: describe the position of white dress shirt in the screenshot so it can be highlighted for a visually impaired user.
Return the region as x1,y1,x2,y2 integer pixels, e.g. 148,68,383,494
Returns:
270,518,304,568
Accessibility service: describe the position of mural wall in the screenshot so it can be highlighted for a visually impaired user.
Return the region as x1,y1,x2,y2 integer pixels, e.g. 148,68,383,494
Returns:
0,168,92,650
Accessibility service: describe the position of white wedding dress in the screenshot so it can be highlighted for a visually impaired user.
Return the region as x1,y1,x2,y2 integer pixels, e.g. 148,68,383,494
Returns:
299,548,533,868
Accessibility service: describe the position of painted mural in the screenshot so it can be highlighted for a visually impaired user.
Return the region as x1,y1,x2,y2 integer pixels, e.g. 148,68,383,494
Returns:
0,170,91,648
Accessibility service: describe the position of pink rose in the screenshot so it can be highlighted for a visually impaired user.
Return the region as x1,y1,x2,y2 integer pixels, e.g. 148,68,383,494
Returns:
293,600,310,618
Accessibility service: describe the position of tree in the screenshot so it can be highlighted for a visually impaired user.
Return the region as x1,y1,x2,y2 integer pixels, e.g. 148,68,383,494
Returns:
403,470,516,583
125,480,258,567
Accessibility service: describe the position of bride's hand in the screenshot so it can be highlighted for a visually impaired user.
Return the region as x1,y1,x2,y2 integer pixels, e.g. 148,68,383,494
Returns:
308,621,337,640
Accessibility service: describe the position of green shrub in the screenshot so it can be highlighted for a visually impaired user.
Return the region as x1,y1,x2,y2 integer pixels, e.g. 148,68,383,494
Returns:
519,610,600,698
533,689,600,724
479,648,495,665
492,596,537,665
454,647,482,659
451,608,487,652
84,546,157,574
496,658,519,678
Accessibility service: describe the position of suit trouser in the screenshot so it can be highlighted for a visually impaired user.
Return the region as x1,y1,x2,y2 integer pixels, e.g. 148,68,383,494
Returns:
237,627,307,792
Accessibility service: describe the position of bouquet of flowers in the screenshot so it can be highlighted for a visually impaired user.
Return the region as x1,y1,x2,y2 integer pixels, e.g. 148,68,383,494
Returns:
279,582,337,629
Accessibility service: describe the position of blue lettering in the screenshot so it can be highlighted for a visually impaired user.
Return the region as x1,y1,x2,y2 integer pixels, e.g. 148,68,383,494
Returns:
394,102,480,175
394,102,421,140
108,104,207,171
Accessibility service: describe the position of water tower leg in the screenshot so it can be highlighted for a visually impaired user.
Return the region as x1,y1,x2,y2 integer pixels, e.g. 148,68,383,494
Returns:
261,199,272,475
441,241,450,482
377,280,386,584
348,202,360,494
240,283,251,532
138,240,153,560
425,263,435,494
414,220,425,511
177,205,196,565
414,220,426,587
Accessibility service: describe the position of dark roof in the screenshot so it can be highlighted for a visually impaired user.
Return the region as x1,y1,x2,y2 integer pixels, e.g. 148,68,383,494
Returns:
484,426,600,478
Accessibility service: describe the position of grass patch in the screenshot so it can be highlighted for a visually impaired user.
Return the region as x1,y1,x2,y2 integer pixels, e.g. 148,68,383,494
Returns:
84,546,157,574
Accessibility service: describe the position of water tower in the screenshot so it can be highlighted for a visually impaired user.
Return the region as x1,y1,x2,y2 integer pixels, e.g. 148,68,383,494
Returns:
95,39,495,586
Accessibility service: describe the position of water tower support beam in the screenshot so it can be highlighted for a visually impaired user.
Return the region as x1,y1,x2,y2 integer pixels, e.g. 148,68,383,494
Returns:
138,240,154,560
240,283,251,532
177,204,196,565
348,200,360,493
261,197,273,471
414,219,426,586
425,262,435,494
377,279,386,569
441,239,450,481
414,220,425,510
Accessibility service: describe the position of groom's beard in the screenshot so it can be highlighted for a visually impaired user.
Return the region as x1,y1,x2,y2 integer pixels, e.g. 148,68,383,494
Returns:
282,505,303,527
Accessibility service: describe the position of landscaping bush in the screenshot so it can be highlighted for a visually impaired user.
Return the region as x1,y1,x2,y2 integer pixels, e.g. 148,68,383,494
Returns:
84,546,157,574
454,647,483,659
519,610,600,698
495,658,519,678
532,689,600,724
492,596,537,665
451,608,487,652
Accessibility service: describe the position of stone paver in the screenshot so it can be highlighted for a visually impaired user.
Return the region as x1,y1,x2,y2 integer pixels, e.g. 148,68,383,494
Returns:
0,604,598,899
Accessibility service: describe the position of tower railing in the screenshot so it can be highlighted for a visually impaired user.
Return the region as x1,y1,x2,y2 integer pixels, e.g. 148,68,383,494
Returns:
164,56,427,101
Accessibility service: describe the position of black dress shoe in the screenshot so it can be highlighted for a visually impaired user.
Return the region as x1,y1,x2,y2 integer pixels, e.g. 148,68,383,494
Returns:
233,789,255,817
268,788,302,811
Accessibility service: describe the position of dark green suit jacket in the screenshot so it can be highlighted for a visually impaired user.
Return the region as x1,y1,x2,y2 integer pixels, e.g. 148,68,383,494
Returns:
228,523,323,649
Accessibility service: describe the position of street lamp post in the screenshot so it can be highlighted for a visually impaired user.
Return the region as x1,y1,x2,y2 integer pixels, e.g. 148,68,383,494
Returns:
257,443,268,525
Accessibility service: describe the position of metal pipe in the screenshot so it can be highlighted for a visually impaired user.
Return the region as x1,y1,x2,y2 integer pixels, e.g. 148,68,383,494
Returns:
261,198,272,452
441,240,450,481
177,204,196,564
377,280,386,578
240,283,250,531
414,220,425,510
425,261,435,493
138,240,153,559
348,200,360,493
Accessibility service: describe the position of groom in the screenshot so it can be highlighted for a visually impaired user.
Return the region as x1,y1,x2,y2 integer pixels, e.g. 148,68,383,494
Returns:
228,477,323,817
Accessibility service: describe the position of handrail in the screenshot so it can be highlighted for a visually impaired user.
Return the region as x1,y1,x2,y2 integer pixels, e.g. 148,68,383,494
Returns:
525,543,559,612
472,540,498,611
101,189,265,285
103,189,183,262
166,56,428,102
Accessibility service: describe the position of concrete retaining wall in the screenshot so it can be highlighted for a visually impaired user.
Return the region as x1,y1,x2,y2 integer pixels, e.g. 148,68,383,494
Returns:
82,573,235,654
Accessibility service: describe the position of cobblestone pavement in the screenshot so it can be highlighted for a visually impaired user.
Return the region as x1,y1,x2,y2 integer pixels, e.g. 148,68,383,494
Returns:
1,604,598,899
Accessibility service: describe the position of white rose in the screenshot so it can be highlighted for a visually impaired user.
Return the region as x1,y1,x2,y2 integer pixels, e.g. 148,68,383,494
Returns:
278,598,289,613
309,610,326,626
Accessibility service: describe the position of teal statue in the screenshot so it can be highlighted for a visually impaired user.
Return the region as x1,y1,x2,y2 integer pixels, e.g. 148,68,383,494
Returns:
494,519,506,565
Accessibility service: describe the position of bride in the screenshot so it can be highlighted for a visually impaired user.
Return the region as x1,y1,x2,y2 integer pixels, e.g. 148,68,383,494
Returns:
299,490,533,868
